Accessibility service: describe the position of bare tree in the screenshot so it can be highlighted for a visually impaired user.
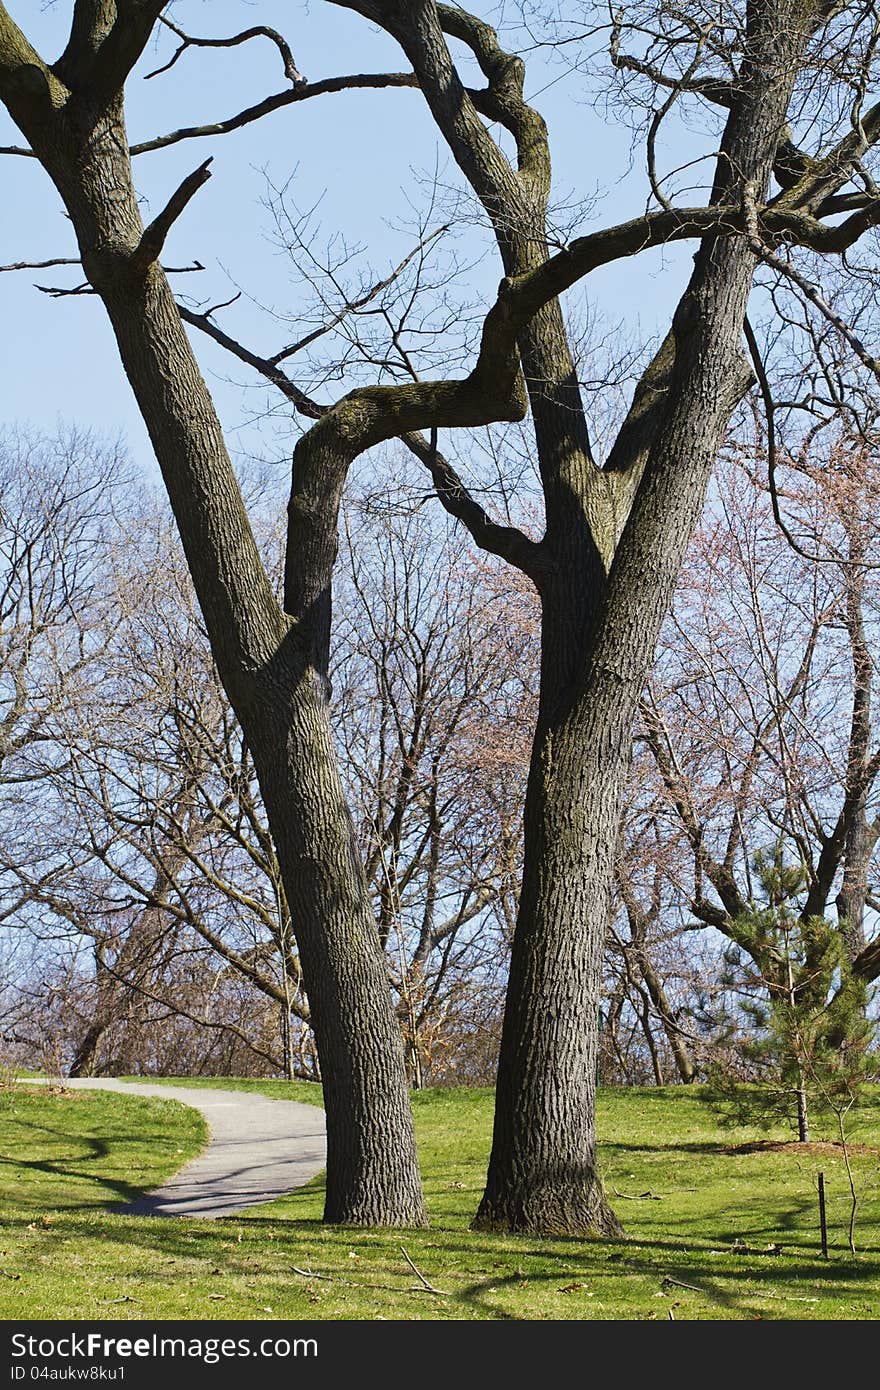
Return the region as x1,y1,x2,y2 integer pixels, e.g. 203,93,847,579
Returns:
2,444,528,1090
293,0,880,1236
4,480,315,1080
0,426,125,934
635,443,880,1086
334,484,534,1084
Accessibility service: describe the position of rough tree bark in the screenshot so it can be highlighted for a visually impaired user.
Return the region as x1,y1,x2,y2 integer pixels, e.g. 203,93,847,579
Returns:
836,523,876,963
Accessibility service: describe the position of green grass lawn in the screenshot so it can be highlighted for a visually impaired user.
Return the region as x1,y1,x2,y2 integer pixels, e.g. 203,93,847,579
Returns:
1,1077,878,1320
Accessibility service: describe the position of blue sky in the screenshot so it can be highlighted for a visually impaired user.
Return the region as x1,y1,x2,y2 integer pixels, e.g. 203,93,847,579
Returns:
0,2,692,483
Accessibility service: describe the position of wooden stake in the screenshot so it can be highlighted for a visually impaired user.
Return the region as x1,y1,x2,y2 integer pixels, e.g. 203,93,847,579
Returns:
818,1171,828,1259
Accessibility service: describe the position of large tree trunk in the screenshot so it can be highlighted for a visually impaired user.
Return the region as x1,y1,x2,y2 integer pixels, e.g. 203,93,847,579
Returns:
474,0,808,1235
96,271,425,1224
243,667,426,1223
473,627,629,1234
0,46,425,1226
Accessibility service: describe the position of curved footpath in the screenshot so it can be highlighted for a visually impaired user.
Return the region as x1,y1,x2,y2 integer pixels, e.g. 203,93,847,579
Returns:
23,1077,327,1219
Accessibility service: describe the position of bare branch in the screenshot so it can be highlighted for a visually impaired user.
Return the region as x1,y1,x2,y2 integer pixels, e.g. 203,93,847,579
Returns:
177,303,324,419
133,158,213,270
270,224,450,367
435,3,551,202
95,957,285,1069
772,98,880,217
129,73,419,157
404,427,547,582
1,256,203,277
743,315,832,568
745,191,880,380
399,1246,450,1295
610,46,733,108
146,14,307,86
36,281,92,298
0,257,79,273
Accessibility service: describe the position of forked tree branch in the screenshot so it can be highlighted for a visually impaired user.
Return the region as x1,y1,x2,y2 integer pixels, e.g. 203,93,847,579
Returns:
179,301,543,578
177,301,324,419
56,1,166,105
146,14,307,85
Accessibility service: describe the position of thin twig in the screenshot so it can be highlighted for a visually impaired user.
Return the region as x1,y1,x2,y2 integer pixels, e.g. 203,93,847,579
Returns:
743,315,880,570
35,261,205,298
269,225,448,367
1,259,202,276
0,258,79,274
747,1290,819,1303
400,1245,451,1295
36,283,92,298
744,187,880,379
289,1263,447,1296
129,74,419,158
661,1275,702,1292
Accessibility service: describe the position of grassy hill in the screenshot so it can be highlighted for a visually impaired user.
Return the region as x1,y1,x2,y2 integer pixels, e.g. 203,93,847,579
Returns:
2,1078,878,1320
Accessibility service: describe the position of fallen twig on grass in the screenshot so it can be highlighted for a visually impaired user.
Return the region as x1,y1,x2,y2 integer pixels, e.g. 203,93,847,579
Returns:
661,1275,702,1293
613,1186,665,1200
400,1245,450,1295
748,1290,819,1304
290,1263,450,1297
662,1270,818,1307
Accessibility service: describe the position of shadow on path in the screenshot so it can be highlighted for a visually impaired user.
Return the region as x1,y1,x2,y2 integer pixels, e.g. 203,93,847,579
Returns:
22,1077,327,1219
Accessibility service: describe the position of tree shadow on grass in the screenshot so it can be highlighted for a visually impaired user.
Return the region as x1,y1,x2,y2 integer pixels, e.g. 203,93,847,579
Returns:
17,1189,873,1317
30,1203,877,1321
0,1118,194,1211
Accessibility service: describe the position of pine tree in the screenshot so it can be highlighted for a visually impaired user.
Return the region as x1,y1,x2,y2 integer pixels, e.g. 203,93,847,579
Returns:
708,844,876,1143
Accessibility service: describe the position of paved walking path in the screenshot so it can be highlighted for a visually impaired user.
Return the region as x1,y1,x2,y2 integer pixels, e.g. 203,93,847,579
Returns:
23,1077,327,1219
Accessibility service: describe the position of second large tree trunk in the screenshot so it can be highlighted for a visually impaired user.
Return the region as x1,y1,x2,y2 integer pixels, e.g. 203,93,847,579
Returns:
473,650,628,1234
